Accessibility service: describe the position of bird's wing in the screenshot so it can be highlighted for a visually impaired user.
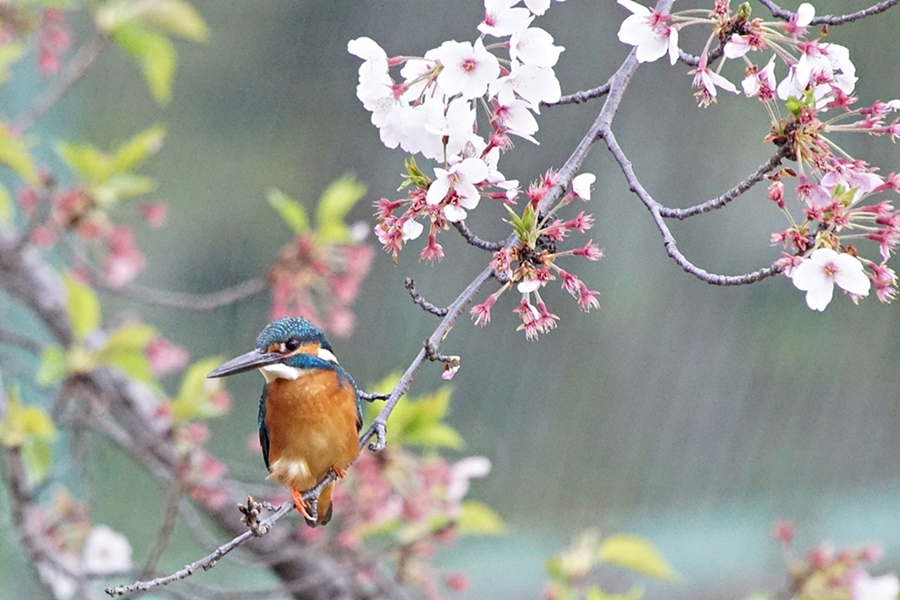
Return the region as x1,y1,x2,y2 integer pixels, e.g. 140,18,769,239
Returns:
258,384,271,470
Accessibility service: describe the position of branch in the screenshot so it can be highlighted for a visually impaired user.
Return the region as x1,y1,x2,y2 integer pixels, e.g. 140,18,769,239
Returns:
545,81,611,106
758,0,900,25
404,277,448,316
108,278,268,311
604,127,784,285
657,147,789,220
15,32,111,133
451,220,504,251
106,501,295,596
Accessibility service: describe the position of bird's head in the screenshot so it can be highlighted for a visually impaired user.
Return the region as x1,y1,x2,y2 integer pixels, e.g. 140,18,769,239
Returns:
207,317,340,383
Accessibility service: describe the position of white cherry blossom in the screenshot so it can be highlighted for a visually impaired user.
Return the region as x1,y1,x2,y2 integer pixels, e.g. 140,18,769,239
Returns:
434,38,500,99
401,219,424,241
426,157,490,220
490,62,561,109
510,27,564,68
616,0,679,66
572,173,596,200
791,248,871,311
479,0,533,37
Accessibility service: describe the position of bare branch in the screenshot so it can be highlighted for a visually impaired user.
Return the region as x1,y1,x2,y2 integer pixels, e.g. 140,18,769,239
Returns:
451,220,504,251
545,81,611,106
658,148,789,220
105,502,295,597
140,475,186,579
404,277,449,316
604,128,784,285
758,0,900,25
108,278,268,311
15,32,111,133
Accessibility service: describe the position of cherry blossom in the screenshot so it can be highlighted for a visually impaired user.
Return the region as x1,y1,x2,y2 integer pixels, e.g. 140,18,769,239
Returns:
509,27,564,68
572,173,596,200
81,525,133,575
791,248,871,311
616,0,679,66
851,570,900,600
433,39,500,100
479,0,533,37
426,158,490,221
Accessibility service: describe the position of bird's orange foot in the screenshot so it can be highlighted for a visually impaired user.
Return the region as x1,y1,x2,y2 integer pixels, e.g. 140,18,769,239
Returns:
332,466,348,479
291,489,315,522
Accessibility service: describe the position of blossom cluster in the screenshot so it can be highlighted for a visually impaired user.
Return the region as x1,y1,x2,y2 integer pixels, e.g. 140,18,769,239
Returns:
269,236,374,337
26,490,133,600
470,170,602,339
309,449,492,600
771,521,899,600
615,0,900,311
350,0,566,261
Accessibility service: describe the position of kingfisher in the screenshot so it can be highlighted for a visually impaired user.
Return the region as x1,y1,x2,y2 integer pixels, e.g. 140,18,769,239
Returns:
207,317,361,526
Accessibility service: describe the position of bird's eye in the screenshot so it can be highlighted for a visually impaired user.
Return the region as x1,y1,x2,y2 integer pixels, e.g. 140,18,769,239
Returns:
284,337,301,352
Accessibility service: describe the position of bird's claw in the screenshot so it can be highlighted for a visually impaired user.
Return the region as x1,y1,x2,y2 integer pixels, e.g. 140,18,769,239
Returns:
367,421,387,452
291,489,317,522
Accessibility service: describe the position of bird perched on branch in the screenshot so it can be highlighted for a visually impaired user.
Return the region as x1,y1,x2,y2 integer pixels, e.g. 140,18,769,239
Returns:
207,317,361,526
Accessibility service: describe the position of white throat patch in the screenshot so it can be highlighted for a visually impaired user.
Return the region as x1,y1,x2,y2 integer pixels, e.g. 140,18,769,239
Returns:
257,347,339,383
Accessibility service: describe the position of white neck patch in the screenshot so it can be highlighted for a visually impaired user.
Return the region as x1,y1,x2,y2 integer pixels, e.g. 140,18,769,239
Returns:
257,348,339,383
259,363,306,383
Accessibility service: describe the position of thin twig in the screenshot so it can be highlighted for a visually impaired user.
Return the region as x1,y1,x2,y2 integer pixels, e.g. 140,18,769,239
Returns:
16,32,111,132
451,220,504,251
758,0,900,25
404,277,449,316
545,81,611,106
105,501,295,597
103,278,269,311
358,390,390,402
658,148,789,219
140,474,186,578
604,127,784,285
0,327,44,353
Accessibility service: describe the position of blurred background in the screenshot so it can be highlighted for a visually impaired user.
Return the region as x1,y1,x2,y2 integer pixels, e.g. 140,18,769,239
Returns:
2,1,900,598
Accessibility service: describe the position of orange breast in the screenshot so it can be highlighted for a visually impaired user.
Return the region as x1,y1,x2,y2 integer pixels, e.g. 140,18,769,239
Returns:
263,369,360,493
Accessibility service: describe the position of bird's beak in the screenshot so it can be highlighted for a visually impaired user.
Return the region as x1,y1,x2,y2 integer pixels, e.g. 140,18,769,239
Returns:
207,349,284,378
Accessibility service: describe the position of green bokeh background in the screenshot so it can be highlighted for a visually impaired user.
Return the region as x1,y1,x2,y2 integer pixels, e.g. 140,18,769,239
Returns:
2,1,900,598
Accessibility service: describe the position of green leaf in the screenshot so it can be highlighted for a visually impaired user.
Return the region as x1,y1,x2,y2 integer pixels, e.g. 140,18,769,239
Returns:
456,500,505,536
586,585,644,600
111,124,166,173
0,122,39,186
171,356,225,423
35,345,69,387
63,272,101,342
94,173,157,207
267,187,310,234
402,422,465,450
315,173,366,242
598,534,678,582
124,0,209,41
22,438,54,484
0,42,25,84
57,140,111,184
0,387,57,447
98,323,157,383
0,182,12,224
112,24,177,105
